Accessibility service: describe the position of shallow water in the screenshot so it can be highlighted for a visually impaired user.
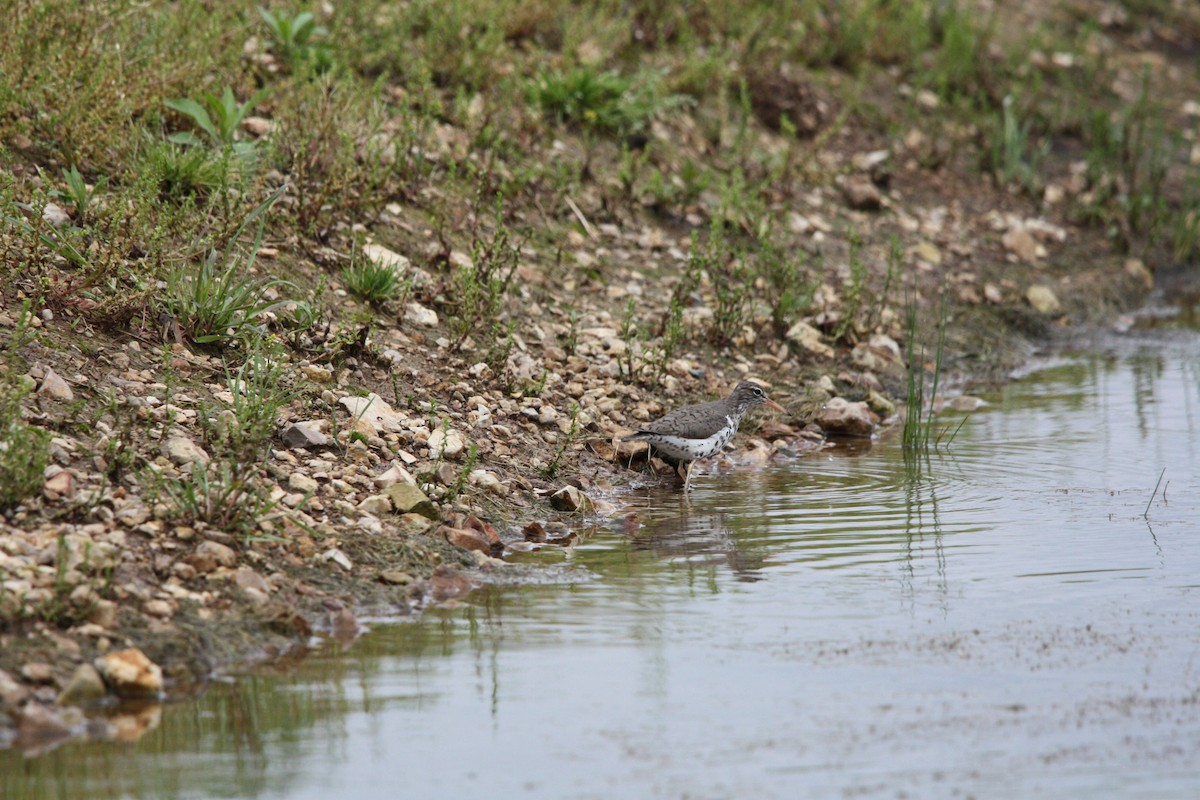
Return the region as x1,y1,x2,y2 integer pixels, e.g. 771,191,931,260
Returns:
4,329,1200,799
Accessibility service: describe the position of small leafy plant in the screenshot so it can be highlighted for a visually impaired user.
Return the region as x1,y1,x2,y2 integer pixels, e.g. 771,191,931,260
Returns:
258,6,333,72
987,95,1046,194
756,235,813,339
0,304,52,512
52,165,105,225
165,86,269,157
528,65,690,138
447,214,521,351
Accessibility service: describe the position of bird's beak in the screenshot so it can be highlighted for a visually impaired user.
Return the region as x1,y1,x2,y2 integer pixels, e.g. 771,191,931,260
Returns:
764,399,786,414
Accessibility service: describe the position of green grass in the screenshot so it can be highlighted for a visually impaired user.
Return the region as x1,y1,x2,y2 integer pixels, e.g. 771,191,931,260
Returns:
901,294,964,452
528,65,691,138
342,253,410,306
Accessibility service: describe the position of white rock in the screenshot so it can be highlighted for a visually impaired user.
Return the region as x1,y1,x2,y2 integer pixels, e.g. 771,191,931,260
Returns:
163,434,210,467
1026,285,1061,314
469,469,507,497
361,243,411,271
785,321,834,359
374,463,416,488
339,393,406,435
42,202,70,228
321,548,353,571
94,648,163,698
38,367,74,402
404,302,438,327
428,428,465,459
1002,226,1043,262
288,472,319,495
357,494,391,516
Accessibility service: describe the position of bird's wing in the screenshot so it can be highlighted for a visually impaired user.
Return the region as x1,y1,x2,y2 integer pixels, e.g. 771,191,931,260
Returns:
635,398,729,439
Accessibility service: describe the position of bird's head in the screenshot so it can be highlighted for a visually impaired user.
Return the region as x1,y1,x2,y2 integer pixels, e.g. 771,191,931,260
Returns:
732,381,786,414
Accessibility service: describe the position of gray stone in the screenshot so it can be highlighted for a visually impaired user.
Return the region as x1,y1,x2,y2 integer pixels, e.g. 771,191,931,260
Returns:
434,462,458,485
163,434,210,467
1026,284,1061,314
282,422,327,449
404,302,439,327
379,569,414,586
815,397,876,436
357,494,391,516
385,483,438,519
866,389,896,418
361,242,411,271
114,501,150,527
94,648,163,698
550,485,594,514
288,472,319,495
42,202,70,228
38,368,74,402
469,469,507,497
195,540,237,570
785,321,834,359
842,173,882,210
1003,226,1042,262
234,567,271,595
339,393,406,435
21,662,55,683
427,428,465,459
373,463,416,488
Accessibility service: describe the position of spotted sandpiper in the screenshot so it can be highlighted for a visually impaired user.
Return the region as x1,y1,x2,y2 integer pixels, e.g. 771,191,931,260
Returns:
620,381,786,491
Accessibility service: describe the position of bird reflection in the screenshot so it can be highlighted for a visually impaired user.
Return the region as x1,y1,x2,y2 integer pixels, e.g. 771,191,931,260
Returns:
620,503,768,583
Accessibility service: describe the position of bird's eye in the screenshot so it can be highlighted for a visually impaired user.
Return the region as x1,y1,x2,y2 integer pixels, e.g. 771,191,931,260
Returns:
754,387,764,396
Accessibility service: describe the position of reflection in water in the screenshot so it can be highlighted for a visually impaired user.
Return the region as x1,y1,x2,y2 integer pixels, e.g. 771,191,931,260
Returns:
621,498,769,582
3,334,1200,799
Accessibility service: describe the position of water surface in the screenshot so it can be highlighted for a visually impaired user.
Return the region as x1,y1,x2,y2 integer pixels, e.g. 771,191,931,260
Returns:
4,330,1199,799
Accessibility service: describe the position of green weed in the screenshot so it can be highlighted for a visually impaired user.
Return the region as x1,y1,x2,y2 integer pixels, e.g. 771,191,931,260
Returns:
617,297,642,384
342,253,410,306
834,232,867,343
650,291,687,382
902,293,960,451
542,403,580,480
165,86,268,157
157,458,279,537
161,247,301,347
258,6,334,72
52,165,105,225
269,72,392,236
141,142,227,202
1081,77,1173,249
447,214,521,352
204,339,296,462
0,304,51,512
929,3,991,104
756,233,813,339
987,95,1046,193
528,65,690,139
446,443,480,504
686,224,753,347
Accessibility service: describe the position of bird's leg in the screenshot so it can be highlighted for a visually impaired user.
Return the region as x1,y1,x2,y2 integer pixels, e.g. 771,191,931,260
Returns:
683,460,695,492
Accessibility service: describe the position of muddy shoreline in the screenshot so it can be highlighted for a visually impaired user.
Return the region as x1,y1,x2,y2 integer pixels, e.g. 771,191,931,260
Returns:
0,258,1151,753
